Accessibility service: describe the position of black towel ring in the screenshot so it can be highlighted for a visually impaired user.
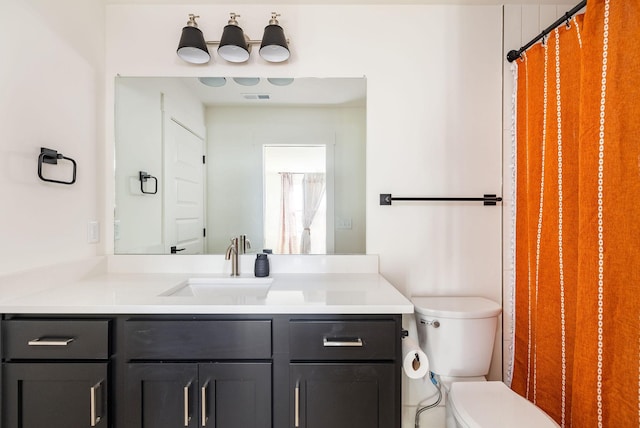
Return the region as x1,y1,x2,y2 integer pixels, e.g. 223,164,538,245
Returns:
37,147,77,185
139,171,158,195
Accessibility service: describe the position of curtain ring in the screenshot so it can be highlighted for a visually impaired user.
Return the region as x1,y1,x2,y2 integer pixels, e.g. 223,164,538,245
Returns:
565,12,571,29
541,34,548,47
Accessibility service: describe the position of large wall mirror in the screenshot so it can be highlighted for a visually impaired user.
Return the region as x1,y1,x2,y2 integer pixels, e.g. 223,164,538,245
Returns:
114,76,366,255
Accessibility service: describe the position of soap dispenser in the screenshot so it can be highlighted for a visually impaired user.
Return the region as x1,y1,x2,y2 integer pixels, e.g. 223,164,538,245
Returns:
254,253,270,277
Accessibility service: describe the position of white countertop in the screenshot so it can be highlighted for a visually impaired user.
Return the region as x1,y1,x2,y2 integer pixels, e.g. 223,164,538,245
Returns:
0,257,413,314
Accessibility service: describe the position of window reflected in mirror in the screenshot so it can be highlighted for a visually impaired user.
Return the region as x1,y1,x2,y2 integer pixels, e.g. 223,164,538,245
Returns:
264,145,327,254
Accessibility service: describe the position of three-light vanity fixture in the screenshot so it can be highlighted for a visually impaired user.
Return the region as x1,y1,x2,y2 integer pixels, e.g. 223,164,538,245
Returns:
177,12,290,65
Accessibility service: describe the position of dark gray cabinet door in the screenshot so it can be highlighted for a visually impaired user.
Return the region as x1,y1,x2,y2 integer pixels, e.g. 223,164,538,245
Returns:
199,363,271,428
290,363,397,428
126,362,271,428
126,363,199,428
3,362,108,428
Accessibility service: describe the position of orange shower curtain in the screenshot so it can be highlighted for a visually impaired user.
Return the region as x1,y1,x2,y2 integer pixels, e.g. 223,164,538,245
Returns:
512,1,640,427
512,17,582,427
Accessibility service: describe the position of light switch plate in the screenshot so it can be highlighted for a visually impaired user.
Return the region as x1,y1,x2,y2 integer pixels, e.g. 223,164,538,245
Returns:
87,221,100,243
336,217,352,230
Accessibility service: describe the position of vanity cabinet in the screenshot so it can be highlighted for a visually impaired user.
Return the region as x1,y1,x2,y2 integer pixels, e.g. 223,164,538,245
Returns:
0,314,402,428
122,318,272,428
288,319,401,428
1,318,111,428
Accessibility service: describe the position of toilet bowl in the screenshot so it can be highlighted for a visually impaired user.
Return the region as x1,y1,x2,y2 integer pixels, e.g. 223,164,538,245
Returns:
412,296,559,428
447,381,560,428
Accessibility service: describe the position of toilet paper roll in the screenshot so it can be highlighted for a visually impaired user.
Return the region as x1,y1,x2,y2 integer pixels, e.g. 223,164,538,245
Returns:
402,337,430,379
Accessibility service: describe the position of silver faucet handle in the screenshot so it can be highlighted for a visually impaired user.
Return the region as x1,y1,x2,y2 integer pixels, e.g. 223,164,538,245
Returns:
237,235,250,254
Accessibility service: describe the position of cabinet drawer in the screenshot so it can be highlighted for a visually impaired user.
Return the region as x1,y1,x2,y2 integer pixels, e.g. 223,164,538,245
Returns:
125,320,272,360
3,319,110,360
289,320,398,361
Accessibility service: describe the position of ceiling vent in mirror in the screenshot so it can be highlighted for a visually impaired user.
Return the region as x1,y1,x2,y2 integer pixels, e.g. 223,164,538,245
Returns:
243,94,271,100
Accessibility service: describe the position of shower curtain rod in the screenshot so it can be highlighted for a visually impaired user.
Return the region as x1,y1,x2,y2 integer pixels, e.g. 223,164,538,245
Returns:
506,0,587,62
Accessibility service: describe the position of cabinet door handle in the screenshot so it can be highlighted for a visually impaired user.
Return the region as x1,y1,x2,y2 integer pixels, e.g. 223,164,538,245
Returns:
184,381,192,427
90,380,103,427
28,337,74,346
323,337,363,347
201,380,210,427
294,381,300,428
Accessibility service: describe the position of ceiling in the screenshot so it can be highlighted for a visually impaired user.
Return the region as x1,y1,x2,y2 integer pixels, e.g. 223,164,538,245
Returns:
106,0,572,4
180,77,366,107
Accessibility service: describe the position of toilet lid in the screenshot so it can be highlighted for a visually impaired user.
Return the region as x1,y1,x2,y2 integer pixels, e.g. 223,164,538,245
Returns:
412,296,501,319
448,382,560,428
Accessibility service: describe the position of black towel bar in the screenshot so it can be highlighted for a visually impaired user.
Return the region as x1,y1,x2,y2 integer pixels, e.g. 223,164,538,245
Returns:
380,193,502,206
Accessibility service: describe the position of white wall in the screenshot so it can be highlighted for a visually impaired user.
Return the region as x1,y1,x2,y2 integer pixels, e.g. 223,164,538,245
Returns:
106,2,503,290
206,105,366,254
0,0,105,274
106,4,502,426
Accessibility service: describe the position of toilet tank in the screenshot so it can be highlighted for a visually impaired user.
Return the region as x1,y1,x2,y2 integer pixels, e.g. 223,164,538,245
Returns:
412,297,501,377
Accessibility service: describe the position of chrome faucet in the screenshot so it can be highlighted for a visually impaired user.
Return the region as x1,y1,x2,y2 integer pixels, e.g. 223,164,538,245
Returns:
225,237,239,276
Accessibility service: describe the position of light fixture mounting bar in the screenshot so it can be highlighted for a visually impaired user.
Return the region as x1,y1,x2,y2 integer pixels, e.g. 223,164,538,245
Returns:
204,38,289,46
204,39,263,46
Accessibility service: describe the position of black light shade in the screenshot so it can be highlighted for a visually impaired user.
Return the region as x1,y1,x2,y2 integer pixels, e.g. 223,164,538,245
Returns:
177,26,210,64
218,24,250,63
260,24,290,63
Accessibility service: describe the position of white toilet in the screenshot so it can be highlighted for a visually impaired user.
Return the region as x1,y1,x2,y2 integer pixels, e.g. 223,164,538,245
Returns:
412,296,560,428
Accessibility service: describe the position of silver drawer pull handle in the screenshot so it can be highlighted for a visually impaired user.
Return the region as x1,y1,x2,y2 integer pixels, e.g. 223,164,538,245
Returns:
28,337,75,346
201,380,210,427
90,381,103,427
294,382,300,428
184,381,192,427
323,337,363,347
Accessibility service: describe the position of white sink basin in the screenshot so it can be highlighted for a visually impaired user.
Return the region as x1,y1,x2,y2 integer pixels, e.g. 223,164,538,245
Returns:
160,277,273,298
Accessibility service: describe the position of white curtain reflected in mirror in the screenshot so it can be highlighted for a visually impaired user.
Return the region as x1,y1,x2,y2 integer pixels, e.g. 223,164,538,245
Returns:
264,146,327,254
300,173,326,254
278,172,297,253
